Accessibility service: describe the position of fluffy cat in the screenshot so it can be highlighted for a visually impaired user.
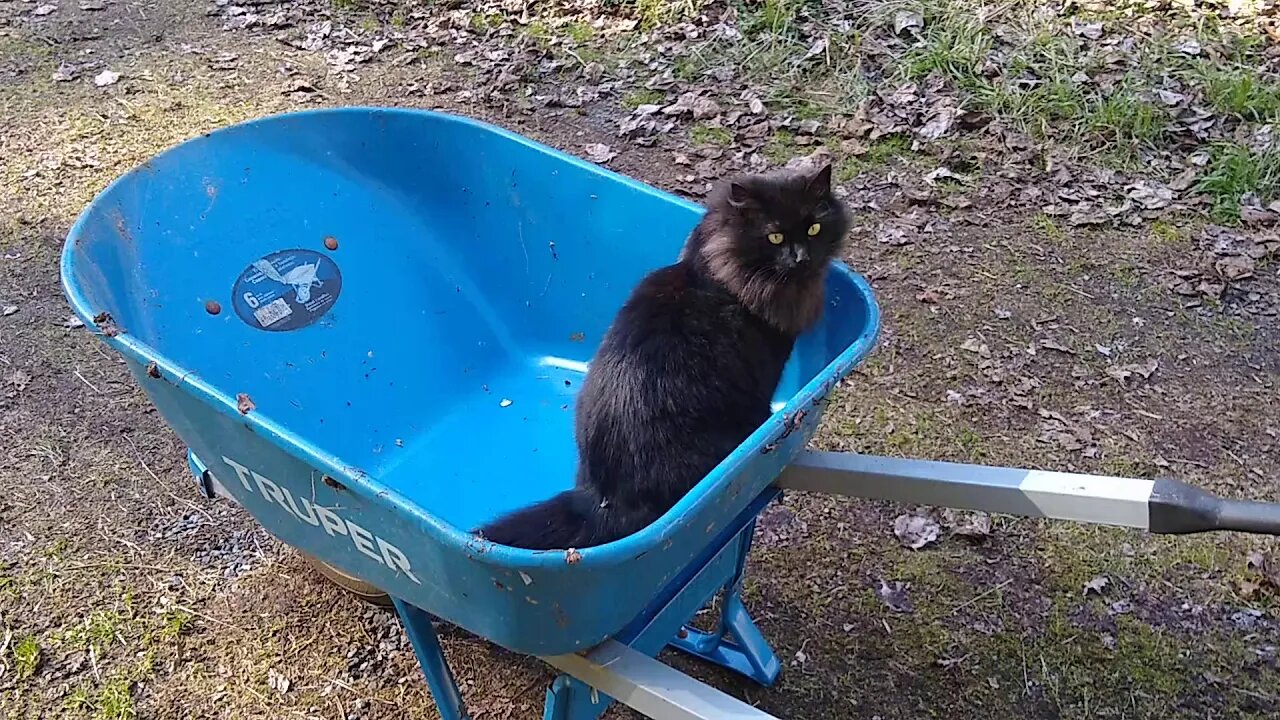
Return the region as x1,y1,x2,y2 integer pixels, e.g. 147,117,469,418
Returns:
477,162,850,550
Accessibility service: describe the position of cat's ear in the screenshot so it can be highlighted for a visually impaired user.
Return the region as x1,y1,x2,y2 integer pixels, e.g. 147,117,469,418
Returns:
727,181,752,208
805,163,833,196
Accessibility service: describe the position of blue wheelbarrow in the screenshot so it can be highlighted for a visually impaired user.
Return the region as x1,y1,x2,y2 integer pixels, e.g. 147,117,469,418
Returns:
61,108,1280,720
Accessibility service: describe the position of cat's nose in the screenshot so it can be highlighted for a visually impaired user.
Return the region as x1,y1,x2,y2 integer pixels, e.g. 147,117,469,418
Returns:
790,244,808,264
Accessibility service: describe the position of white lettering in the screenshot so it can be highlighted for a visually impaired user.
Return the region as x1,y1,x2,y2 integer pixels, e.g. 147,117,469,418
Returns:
378,537,421,584
251,471,290,514
222,456,255,491
280,486,320,526
345,519,383,565
314,505,349,538
219,455,422,586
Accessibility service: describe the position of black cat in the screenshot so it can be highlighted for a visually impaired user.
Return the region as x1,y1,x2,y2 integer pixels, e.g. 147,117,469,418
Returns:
477,162,850,550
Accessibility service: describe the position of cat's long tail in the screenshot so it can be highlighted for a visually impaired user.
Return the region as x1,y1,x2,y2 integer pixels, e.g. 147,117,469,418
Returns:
477,489,615,551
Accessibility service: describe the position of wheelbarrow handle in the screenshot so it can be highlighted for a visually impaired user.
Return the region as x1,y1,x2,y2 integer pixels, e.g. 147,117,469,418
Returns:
777,451,1280,536
1150,479,1280,535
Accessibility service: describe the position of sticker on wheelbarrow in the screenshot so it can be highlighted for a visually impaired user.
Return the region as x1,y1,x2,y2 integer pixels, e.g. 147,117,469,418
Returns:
232,249,341,331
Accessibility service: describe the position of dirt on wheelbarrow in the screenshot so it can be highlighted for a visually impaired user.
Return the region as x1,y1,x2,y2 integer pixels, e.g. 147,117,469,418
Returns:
1,0,1278,718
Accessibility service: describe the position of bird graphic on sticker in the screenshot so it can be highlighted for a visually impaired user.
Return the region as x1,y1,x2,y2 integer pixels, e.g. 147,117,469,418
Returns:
253,258,323,303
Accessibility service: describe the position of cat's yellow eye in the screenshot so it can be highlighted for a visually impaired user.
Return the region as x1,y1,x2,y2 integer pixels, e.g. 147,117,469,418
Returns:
768,232,785,245
807,223,822,236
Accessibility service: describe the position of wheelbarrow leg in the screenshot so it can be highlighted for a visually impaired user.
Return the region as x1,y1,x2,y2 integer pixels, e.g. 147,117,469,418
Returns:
392,598,471,720
668,518,781,686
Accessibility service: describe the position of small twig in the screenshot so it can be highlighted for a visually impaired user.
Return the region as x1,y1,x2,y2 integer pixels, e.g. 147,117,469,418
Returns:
73,369,101,394
951,578,1013,614
0,628,12,656
63,562,184,573
1234,687,1277,702
173,603,239,629
1168,457,1210,469
88,646,101,682
166,491,215,523
1225,449,1247,468
122,435,162,483
1059,283,1095,300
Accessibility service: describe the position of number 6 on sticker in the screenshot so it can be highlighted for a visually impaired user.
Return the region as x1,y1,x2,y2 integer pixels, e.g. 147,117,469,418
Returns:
231,249,342,333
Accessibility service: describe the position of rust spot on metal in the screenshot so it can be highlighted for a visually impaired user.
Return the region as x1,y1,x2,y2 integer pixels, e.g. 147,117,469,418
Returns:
677,628,689,639
322,475,346,491
205,300,222,315
565,548,582,565
146,362,161,379
324,235,339,251
92,312,121,337
569,331,585,342
236,392,255,415
494,580,507,591
779,409,808,440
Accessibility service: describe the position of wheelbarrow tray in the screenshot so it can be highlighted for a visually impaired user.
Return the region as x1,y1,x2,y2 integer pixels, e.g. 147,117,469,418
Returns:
61,107,879,656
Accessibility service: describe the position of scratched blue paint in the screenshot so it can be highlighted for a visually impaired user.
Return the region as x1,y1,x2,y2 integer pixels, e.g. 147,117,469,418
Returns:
61,107,880,656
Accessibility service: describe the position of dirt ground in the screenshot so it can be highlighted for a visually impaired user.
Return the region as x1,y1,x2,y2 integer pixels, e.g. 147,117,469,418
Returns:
2,0,1279,718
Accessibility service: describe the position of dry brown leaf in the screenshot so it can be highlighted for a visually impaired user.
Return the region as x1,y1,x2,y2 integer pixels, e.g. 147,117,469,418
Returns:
1083,575,1110,595
893,513,940,550
876,580,914,613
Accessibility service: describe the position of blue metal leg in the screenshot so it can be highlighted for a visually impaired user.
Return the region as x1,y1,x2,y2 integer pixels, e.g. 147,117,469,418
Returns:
540,489,778,717
392,598,471,720
542,675,610,720
667,519,782,686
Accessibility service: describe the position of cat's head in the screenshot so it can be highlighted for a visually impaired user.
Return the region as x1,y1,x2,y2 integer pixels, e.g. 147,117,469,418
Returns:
714,163,848,275
691,163,850,333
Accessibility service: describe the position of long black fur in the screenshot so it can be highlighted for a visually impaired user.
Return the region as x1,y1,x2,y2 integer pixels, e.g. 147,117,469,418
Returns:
477,163,850,550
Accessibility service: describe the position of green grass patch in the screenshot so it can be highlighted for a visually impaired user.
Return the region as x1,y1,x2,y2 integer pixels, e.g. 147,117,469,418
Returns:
832,135,915,181
1033,212,1066,241
763,129,799,164
1196,142,1280,224
690,123,733,146
972,77,1086,136
672,53,701,81
901,4,993,82
63,610,124,652
96,678,135,720
1082,89,1169,153
13,635,40,679
154,609,192,643
64,687,94,713
621,88,666,109
565,20,595,43
1105,260,1146,288
740,0,808,36
1149,219,1185,246
631,0,700,28
864,134,913,165
469,11,505,33
1199,65,1280,122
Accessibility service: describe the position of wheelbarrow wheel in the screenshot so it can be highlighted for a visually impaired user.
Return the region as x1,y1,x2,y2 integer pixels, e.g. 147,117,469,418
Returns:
299,552,393,608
